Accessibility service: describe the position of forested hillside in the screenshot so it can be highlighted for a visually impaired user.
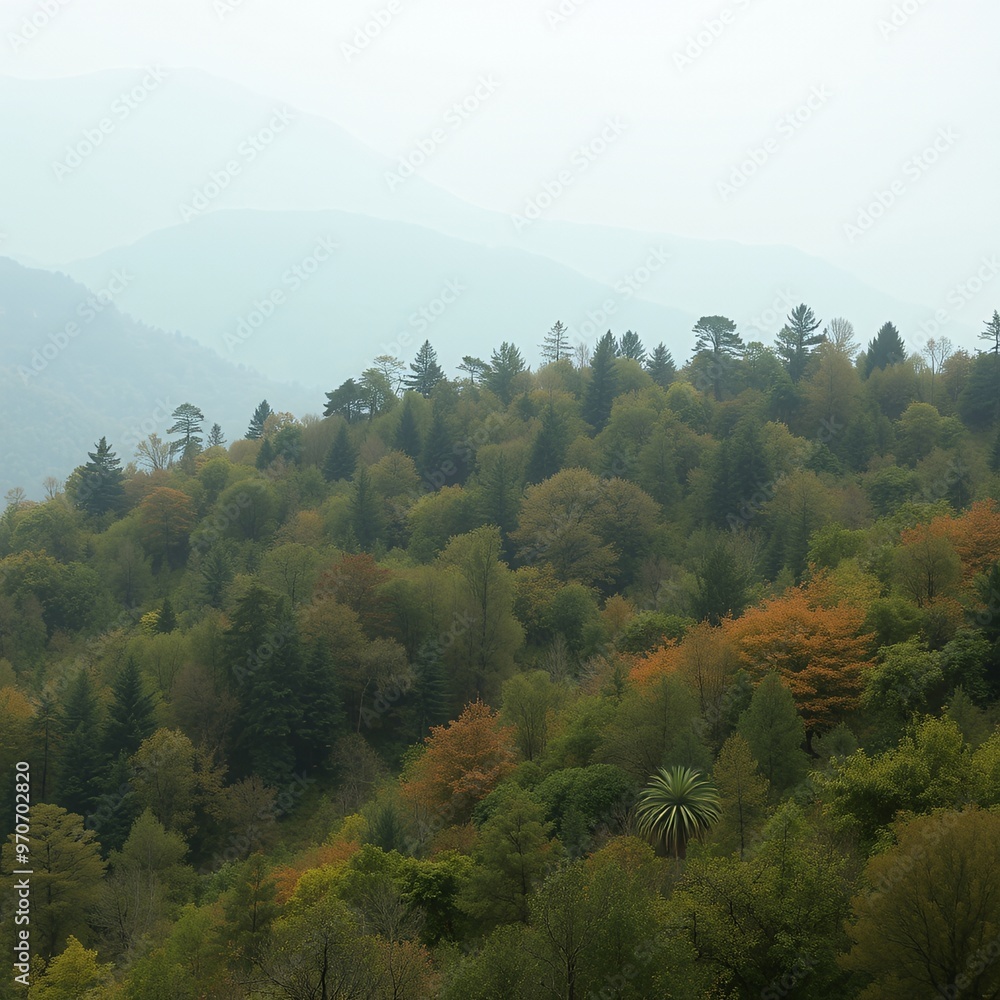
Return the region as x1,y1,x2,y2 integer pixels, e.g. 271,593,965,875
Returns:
2,312,1000,999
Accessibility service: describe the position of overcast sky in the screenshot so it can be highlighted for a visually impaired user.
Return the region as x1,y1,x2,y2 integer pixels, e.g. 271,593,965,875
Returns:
4,0,998,319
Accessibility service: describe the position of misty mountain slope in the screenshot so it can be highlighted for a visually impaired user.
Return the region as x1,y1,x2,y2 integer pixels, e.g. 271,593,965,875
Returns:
0,258,316,499
57,209,698,384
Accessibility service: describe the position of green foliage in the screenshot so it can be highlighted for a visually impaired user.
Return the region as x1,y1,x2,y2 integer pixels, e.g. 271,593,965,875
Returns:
737,672,808,797
634,765,722,858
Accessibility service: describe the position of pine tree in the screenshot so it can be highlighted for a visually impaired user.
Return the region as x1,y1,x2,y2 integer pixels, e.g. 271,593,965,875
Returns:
255,436,275,470
156,597,177,633
167,403,205,460
403,340,445,396
540,320,570,363
458,355,490,385
350,466,382,552
981,309,1000,355
200,546,233,607
775,303,824,382
246,400,272,440
526,402,569,484
414,640,451,732
483,342,526,404
863,322,907,376
645,343,676,389
618,329,645,361
323,379,365,423
206,423,226,448
395,394,422,459
692,315,743,400
737,673,807,797
103,657,156,760
583,330,619,432
74,437,125,517
57,671,106,821
323,424,357,481
421,408,455,485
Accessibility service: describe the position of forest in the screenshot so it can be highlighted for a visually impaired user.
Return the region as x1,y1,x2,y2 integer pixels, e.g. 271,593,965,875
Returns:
2,308,1000,999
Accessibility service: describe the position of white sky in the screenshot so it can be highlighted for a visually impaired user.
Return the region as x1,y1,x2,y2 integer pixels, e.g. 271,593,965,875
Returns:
4,0,999,315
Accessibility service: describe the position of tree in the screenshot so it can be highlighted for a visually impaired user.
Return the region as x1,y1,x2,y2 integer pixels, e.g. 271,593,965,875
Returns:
775,303,824,382
692,315,743,400
825,316,858,357
843,809,1000,999
921,335,953,405
500,670,562,762
401,700,518,831
691,536,756,624
634,766,721,858
736,672,807,795
525,401,569,484
58,669,106,820
205,423,225,448
863,321,907,376
462,789,560,927
540,320,570,363
395,394,422,459
323,378,365,423
404,340,445,396
645,342,676,388
2,803,107,958
458,355,489,385
712,733,768,858
30,935,113,998
323,422,357,482
583,330,619,432
981,309,1000,354
73,437,124,517
103,656,156,761
483,341,526,404
135,432,171,472
350,465,383,552
245,399,272,439
138,487,197,568
618,329,645,361
167,403,205,461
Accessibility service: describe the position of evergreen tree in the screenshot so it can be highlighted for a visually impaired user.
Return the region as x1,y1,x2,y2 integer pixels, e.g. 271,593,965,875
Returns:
421,408,455,485
981,309,1000,355
395,394,422,459
526,402,569,484
414,639,451,733
103,657,156,760
255,436,275,470
57,670,106,821
692,315,743,400
200,546,232,608
483,342,526,404
206,423,226,448
775,303,824,382
323,379,365,423
167,403,205,460
540,320,570,363
618,329,645,361
294,641,345,772
246,400,272,440
323,424,357,482
403,340,445,396
583,330,619,432
156,597,177,633
458,355,490,385
74,437,125,517
991,426,1000,473
737,673,807,797
645,342,676,388
350,466,382,552
863,321,907,376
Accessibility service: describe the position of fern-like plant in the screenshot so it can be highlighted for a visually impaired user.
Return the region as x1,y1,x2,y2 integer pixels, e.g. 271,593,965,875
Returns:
634,766,722,859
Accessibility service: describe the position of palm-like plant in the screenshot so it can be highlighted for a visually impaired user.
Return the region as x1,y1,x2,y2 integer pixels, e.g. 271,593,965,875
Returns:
634,766,722,859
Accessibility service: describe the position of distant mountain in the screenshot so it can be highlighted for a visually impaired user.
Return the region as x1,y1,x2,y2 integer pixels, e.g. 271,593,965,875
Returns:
0,258,316,499
56,209,700,385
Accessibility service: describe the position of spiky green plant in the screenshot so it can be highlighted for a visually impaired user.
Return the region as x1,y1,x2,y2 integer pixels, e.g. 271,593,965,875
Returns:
634,766,722,859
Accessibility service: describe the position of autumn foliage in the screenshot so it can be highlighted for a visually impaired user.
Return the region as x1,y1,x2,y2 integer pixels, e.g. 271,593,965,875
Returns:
900,500,1000,586
401,700,517,825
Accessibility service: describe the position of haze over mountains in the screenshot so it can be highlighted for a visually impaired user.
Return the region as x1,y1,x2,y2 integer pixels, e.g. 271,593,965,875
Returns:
0,67,981,496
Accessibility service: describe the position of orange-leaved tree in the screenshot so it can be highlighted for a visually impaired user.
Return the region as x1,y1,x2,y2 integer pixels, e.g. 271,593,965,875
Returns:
900,499,1000,587
724,575,873,750
401,700,517,835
